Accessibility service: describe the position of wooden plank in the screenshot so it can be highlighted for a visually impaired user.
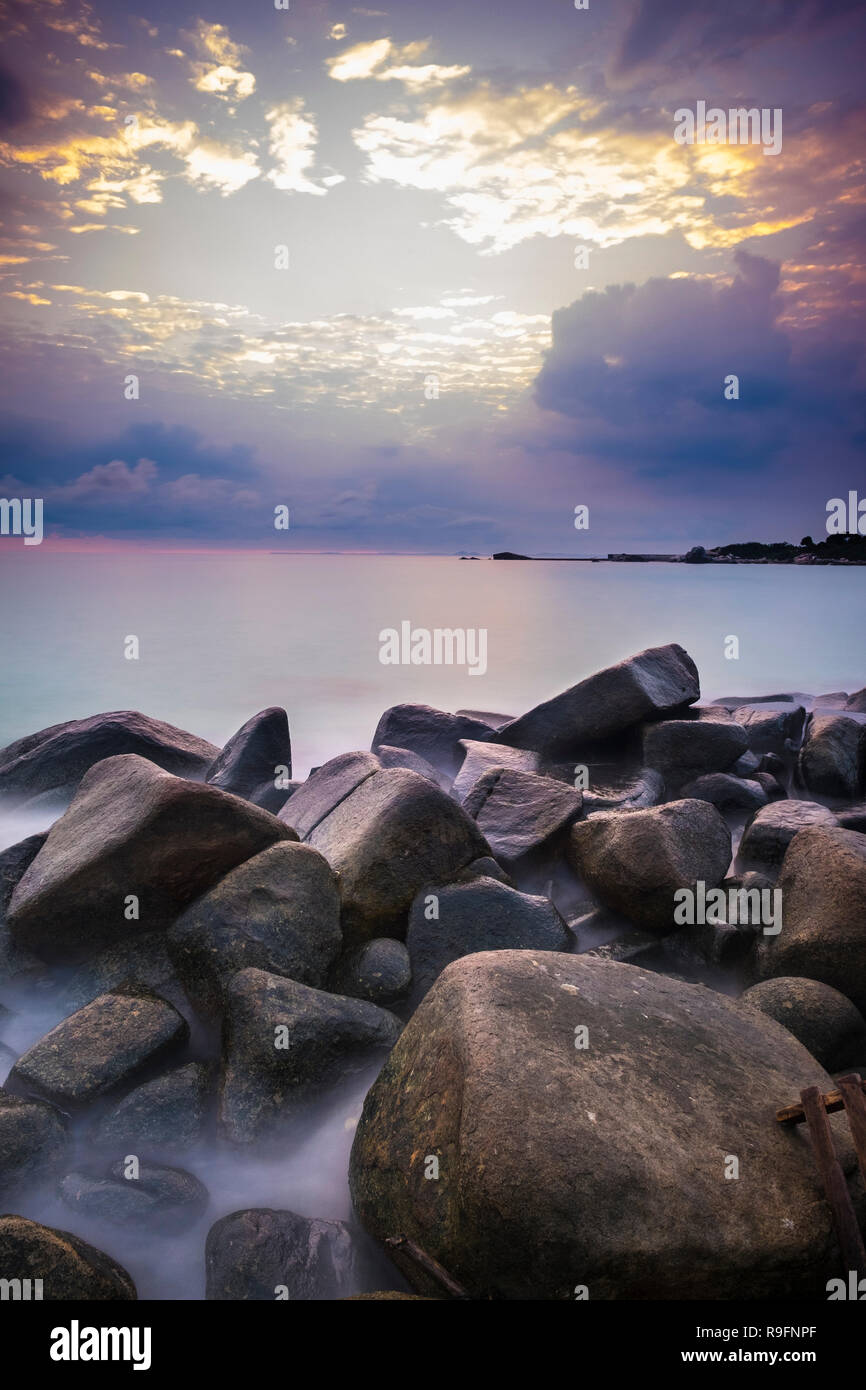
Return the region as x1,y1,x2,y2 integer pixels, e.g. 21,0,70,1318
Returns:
800,1084,866,1276
385,1235,471,1300
776,1078,866,1126
838,1073,866,1192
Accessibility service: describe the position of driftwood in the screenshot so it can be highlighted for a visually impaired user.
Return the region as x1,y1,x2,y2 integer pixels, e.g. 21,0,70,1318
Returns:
385,1235,471,1300
776,1080,866,1276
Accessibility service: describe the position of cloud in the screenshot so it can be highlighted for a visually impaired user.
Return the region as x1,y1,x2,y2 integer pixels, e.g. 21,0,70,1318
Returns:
187,19,256,101
328,37,469,86
265,100,341,195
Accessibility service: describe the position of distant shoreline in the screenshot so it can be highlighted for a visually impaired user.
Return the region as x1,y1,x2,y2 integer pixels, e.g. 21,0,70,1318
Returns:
474,546,866,566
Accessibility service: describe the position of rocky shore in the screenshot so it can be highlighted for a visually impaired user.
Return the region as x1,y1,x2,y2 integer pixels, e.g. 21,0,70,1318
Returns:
1,643,865,1299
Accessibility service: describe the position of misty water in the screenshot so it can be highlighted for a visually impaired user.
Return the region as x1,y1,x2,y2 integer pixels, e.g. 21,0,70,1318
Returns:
1,554,864,1297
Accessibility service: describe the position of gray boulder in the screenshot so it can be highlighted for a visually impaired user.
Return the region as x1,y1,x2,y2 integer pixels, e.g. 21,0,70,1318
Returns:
738,801,837,867
582,768,664,814
798,714,865,800
7,754,294,958
495,644,700,759
0,1215,137,1299
371,705,494,778
845,688,866,713
60,933,179,1012
0,710,218,803
93,1062,210,1153
278,751,381,839
206,707,292,813
741,978,866,1072
733,705,806,756
406,876,570,1004
375,745,449,790
349,951,855,1300
679,772,768,812
0,1090,68,1193
9,991,188,1108
568,799,732,934
219,968,401,1143
60,1160,208,1232
837,805,866,832
642,719,748,793
461,768,583,866
168,842,341,1016
754,826,866,1014
452,739,539,802
329,939,412,1006
206,1208,362,1300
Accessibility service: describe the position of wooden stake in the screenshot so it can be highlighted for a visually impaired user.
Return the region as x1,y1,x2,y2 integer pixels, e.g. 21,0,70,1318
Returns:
776,1077,866,1127
385,1235,471,1300
838,1073,866,1193
800,1084,866,1276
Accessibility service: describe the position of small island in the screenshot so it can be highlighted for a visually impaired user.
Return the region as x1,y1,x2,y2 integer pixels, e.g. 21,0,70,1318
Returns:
478,535,866,565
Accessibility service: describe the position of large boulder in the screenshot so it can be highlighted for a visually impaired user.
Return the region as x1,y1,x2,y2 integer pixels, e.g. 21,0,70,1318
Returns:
206,707,292,813
0,711,218,803
371,705,493,778
740,978,866,1072
205,1208,362,1300
732,705,806,756
278,752,381,839
451,740,539,803
679,773,768,813
92,1062,210,1153
6,754,295,959
798,714,865,800
494,644,700,759
461,768,583,866
329,939,412,1006
9,991,188,1108
375,745,449,790
0,832,47,915
168,842,341,1016
738,800,837,867
754,826,866,1014
219,968,401,1143
0,1215,136,1299
0,1090,68,1193
349,951,859,1300
306,768,489,942
60,1160,208,1232
406,877,570,1005
582,768,664,814
642,719,748,793
60,932,179,1012
568,800,732,934
845,687,866,714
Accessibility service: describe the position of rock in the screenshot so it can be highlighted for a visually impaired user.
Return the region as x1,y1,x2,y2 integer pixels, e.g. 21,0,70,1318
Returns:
814,692,849,708
306,768,489,942
455,709,514,730
0,1215,137,1299
206,707,292,813
60,1160,208,1232
0,711,218,803
753,771,788,802
740,978,866,1072
329,939,412,1006
9,991,188,1108
220,968,401,1143
495,644,700,759
732,705,806,756
168,842,342,1017
375,745,449,790
731,749,761,777
350,951,856,1300
642,719,748,793
568,800,731,935
278,751,381,839
738,801,837,867
205,1208,361,1300
754,827,866,1014
845,687,866,713
0,832,47,915
679,773,768,812
60,933,180,1012
92,1062,210,1153
582,768,665,814
406,877,570,1005
0,1090,68,1193
837,805,866,832
451,740,539,803
684,545,711,562
461,768,583,866
7,754,294,959
371,705,493,778
760,751,788,777
798,714,866,800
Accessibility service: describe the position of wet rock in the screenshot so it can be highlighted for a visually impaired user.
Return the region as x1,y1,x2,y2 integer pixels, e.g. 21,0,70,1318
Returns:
59,1159,208,1232
837,805,866,832
679,773,768,812
7,754,294,959
9,991,188,1108
798,714,866,800
642,719,748,794
754,826,866,1014
168,842,341,1017
205,1208,361,1300
731,750,761,777
0,832,47,915
306,768,489,942
0,711,218,804
740,978,866,1072
582,768,664,814
495,644,700,759
0,1090,68,1193
371,705,493,778
220,968,401,1143
451,739,539,803
568,800,731,935
329,939,412,1006
738,801,837,867
753,771,788,802
461,768,583,866
278,751,381,839
0,1215,136,1299
206,707,292,813
93,1062,210,1153
375,745,449,790
406,876,570,1005
350,951,854,1300
732,705,806,756
60,933,180,1012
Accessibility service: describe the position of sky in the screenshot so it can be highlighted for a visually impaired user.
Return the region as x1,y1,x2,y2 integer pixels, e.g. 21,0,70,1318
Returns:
0,0,864,553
